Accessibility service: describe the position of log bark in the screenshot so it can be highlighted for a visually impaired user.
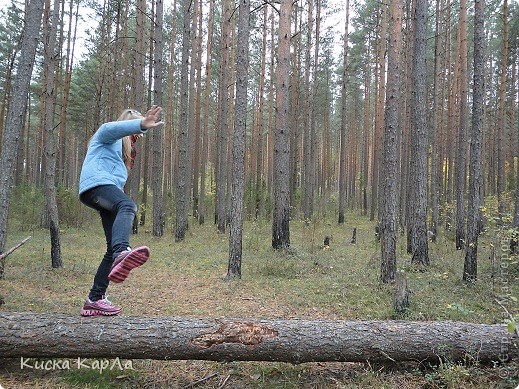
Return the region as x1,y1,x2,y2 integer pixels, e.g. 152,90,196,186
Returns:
0,313,517,363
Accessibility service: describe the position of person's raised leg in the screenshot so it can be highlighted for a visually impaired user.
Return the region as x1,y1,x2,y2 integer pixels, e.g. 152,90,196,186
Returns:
103,187,149,283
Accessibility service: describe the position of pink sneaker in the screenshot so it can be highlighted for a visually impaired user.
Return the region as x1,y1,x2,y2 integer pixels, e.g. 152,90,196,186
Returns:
108,246,150,283
80,296,122,316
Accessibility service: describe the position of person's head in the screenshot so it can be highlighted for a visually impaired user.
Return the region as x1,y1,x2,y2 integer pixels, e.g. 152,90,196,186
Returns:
117,108,143,122
118,109,144,173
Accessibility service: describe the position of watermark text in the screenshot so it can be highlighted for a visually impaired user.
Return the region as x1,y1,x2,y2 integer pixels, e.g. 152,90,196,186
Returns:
20,357,133,374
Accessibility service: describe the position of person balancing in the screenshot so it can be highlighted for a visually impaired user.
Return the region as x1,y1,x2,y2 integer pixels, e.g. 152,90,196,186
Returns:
78,106,164,316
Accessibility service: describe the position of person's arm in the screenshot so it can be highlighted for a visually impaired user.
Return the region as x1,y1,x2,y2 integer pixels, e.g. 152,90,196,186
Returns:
96,119,144,143
95,106,164,144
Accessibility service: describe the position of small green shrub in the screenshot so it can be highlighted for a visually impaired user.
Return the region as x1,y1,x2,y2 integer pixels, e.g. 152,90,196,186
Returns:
9,182,45,230
57,185,85,227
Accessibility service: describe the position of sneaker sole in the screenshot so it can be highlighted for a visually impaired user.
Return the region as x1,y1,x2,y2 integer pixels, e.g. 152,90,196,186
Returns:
80,308,122,317
108,246,150,283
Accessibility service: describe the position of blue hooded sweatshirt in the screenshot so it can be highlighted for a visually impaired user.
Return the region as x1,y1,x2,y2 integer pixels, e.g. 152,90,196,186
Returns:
79,119,147,195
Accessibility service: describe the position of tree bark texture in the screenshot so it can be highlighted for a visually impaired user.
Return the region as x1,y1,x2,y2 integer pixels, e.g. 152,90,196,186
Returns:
0,313,516,363
408,0,429,266
174,0,192,242
370,1,387,222
455,0,468,250
380,0,402,284
429,0,444,244
152,0,165,238
302,0,313,222
338,0,350,225
42,0,62,268
255,5,268,219
227,0,250,279
464,0,485,281
272,0,292,249
513,46,519,254
190,0,203,221
496,0,508,222
185,0,198,230
163,0,177,202
0,0,45,272
215,0,231,234
198,0,214,226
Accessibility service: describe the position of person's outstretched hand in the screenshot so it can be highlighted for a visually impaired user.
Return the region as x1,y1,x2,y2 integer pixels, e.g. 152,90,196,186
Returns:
141,106,164,129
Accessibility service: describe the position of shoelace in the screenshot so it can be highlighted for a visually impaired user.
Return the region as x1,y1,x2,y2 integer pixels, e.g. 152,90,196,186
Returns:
100,295,114,306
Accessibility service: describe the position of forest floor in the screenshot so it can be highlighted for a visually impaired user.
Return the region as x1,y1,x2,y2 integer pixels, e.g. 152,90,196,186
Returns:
0,211,518,388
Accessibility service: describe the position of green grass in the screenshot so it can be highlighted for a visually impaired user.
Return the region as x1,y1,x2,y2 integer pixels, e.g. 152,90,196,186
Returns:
0,212,518,388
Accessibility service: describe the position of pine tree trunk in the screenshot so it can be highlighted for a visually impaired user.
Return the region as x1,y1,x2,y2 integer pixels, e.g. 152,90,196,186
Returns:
429,0,444,244
175,0,192,242
0,49,17,148
163,0,177,200
185,0,198,228
128,0,147,232
0,0,45,275
464,0,485,281
455,0,468,250
226,37,235,229
408,0,429,267
151,0,165,237
198,0,214,226
362,43,371,217
139,136,150,227
266,12,275,199
139,0,154,228
42,0,62,268
255,5,268,219
512,54,519,254
445,37,456,208
371,3,387,222
307,0,321,219
302,0,313,221
58,0,78,187
338,0,350,225
215,0,231,234
380,0,403,284
399,1,412,234
191,0,203,220
227,0,250,280
496,0,508,224
272,0,292,250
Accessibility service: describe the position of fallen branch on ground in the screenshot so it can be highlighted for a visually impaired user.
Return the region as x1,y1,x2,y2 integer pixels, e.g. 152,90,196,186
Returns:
0,236,31,261
495,298,519,338
0,312,517,363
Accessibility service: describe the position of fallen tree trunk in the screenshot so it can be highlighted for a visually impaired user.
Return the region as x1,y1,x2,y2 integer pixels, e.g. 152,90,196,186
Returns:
0,312,516,363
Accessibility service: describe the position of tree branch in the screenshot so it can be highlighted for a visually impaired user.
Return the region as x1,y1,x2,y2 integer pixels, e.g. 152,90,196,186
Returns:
0,236,31,261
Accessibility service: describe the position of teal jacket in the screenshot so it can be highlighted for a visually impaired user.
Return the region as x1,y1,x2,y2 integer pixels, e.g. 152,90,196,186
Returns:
79,119,147,195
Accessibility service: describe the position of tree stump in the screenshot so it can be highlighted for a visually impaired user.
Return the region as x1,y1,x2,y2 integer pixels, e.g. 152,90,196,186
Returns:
350,228,357,244
323,236,331,247
394,272,410,314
